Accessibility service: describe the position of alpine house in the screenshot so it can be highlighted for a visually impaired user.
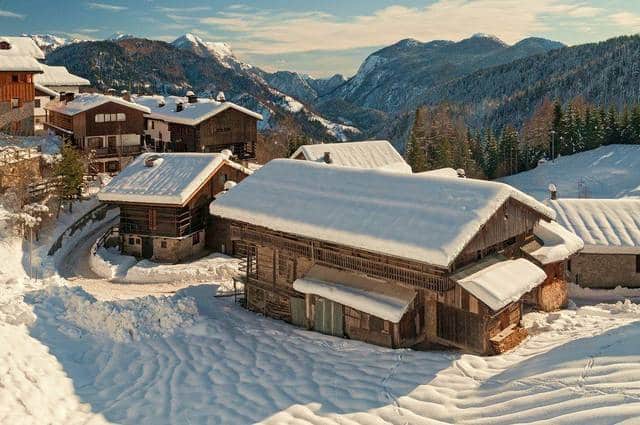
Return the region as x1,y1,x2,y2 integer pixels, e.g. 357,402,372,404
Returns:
209,159,581,354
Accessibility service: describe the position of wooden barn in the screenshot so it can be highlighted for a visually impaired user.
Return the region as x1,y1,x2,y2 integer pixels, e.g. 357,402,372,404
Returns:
290,140,412,173
210,159,580,355
98,152,251,263
45,93,151,173
0,37,44,136
548,199,640,289
135,94,262,159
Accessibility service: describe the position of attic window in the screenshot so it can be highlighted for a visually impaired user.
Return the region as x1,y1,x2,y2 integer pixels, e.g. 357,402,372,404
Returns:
0,41,10,50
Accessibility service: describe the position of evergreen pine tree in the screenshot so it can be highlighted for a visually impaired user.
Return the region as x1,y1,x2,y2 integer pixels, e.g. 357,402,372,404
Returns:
484,129,499,179
405,108,428,172
54,143,85,215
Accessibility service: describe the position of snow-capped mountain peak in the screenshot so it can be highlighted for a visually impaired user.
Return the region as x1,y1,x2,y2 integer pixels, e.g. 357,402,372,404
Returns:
172,33,239,68
109,32,135,41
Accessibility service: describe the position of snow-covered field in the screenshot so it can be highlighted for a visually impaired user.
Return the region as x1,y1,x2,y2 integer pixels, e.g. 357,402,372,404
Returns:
500,145,640,200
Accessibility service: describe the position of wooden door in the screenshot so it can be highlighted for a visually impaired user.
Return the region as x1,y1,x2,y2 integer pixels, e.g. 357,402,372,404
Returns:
314,298,343,337
290,297,306,327
142,237,153,259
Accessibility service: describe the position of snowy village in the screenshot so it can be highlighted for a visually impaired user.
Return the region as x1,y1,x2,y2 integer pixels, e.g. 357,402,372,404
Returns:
3,2,640,424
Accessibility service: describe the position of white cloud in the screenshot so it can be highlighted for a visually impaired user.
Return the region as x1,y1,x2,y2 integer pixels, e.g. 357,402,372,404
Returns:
199,0,593,55
0,9,25,19
610,11,640,28
87,2,127,12
156,6,211,13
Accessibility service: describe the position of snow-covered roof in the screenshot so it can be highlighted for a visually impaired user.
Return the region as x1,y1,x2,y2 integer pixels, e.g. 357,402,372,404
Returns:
98,153,228,206
0,36,45,59
0,55,43,72
34,83,58,97
548,199,640,254
417,168,460,178
454,258,547,311
291,140,412,173
134,95,263,125
210,159,554,267
34,64,90,87
529,220,584,265
293,265,416,322
45,93,151,116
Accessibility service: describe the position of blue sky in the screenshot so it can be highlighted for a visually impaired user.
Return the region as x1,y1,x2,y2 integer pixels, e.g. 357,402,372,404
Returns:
3,0,640,77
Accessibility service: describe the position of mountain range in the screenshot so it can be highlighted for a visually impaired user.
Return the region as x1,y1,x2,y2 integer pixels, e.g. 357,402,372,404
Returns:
35,31,637,151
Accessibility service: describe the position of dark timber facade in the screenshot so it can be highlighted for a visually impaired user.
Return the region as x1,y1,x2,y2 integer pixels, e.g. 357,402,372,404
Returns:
213,198,563,355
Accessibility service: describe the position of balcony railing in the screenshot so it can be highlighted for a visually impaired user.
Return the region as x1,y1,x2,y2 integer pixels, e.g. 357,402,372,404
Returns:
91,145,143,158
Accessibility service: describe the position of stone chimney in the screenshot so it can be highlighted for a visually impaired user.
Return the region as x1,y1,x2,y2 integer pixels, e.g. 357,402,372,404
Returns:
176,101,184,113
549,183,558,200
216,91,226,102
186,90,197,104
121,90,131,102
144,154,161,167
456,168,466,178
324,151,332,164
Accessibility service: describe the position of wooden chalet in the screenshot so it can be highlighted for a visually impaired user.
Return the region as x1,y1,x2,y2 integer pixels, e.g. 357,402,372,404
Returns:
135,93,262,159
97,152,251,263
210,159,580,355
291,140,412,173
0,37,45,136
45,93,151,173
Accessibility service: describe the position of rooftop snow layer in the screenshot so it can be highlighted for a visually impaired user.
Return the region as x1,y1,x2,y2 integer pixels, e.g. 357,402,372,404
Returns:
134,95,262,125
46,93,150,116
35,64,90,87
549,199,640,254
293,266,416,323
0,36,45,59
98,153,226,205
530,220,584,264
417,168,460,178
0,55,43,72
210,159,554,267
455,258,547,311
291,140,411,173
34,83,58,97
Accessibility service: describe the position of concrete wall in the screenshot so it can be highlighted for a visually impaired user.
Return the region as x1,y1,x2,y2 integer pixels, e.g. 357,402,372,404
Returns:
570,253,640,288
122,230,206,263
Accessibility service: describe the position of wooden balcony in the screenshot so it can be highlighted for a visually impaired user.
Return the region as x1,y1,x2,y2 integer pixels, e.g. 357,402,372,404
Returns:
91,145,143,158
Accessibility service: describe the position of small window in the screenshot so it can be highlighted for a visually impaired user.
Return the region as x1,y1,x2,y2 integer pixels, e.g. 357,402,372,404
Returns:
111,113,118,122
192,232,200,245
128,237,135,245
11,74,18,83
117,113,126,122
95,114,105,123
636,255,640,273
161,241,167,248
11,98,19,108
34,99,41,108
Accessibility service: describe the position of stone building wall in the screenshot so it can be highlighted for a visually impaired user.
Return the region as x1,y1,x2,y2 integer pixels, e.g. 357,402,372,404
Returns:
570,253,640,288
0,101,35,136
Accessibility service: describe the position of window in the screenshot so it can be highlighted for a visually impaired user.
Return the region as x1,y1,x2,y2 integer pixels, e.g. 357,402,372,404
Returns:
192,231,200,245
0,41,10,50
135,238,141,245
86,137,103,149
34,99,41,108
160,241,167,248
369,316,385,333
636,255,640,273
128,237,135,245
95,114,105,123
117,113,126,122
148,209,157,231
11,74,18,83
110,113,118,122
11,98,19,108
